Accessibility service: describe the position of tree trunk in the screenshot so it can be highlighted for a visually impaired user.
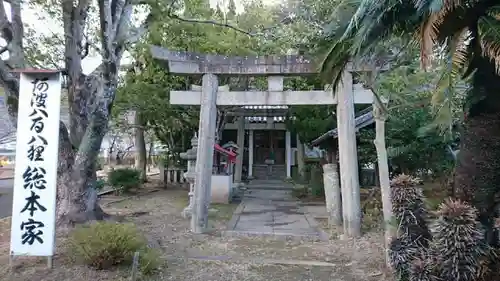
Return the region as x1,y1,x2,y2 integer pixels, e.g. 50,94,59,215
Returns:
134,111,147,182
147,140,154,172
0,0,149,227
373,101,393,268
55,121,107,226
454,57,500,247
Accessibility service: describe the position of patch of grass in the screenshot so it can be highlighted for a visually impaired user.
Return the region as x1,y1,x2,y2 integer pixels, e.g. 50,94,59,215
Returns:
209,203,238,221
362,207,383,232
291,184,308,199
106,198,134,209
172,194,189,210
67,221,162,275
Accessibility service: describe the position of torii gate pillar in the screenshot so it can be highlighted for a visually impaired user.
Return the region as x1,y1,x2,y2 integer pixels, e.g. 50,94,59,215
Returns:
192,74,218,233
150,46,380,235
336,71,361,237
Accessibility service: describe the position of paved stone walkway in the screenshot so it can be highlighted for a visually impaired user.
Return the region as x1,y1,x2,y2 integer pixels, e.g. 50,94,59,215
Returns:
225,188,328,241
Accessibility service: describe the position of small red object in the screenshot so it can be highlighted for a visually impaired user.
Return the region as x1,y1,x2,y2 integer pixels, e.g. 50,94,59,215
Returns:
214,144,237,163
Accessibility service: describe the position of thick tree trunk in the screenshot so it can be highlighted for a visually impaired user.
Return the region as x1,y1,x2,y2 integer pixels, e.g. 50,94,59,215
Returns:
134,111,147,182
55,122,107,226
455,110,500,243
454,57,500,248
0,0,148,228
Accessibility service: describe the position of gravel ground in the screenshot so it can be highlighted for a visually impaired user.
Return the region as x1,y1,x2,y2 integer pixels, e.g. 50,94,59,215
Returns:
0,185,389,281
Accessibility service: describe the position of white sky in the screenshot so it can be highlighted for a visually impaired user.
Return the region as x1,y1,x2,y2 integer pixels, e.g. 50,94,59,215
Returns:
5,0,281,74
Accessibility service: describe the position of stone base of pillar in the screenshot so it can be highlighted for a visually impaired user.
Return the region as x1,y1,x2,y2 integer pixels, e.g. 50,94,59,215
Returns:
182,206,192,218
159,163,165,183
211,175,233,204
233,182,245,188
322,164,335,213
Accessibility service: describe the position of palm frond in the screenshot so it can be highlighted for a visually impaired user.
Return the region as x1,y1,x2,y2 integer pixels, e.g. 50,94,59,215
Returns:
427,28,469,135
478,13,500,75
318,45,350,90
319,0,423,86
419,12,438,70
387,144,413,158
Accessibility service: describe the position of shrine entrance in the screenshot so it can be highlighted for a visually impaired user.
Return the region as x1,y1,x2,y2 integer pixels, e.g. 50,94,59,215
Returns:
253,130,285,165
150,45,379,236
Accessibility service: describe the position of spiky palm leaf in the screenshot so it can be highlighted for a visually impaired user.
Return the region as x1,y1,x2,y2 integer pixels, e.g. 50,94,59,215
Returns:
319,0,500,133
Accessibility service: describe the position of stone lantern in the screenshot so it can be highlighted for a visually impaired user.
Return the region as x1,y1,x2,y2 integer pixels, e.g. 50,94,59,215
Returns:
180,134,198,218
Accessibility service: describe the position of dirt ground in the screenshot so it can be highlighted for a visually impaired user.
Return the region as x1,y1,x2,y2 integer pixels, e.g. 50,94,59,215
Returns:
0,181,388,281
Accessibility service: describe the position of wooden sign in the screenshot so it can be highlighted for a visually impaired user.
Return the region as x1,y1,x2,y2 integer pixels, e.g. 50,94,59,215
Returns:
10,71,62,258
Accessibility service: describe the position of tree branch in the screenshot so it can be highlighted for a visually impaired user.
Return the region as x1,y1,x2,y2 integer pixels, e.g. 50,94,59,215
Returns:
0,130,15,145
167,13,290,38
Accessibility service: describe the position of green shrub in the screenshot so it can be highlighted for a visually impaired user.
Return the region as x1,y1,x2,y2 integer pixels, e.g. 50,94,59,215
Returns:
108,168,141,194
95,178,106,191
68,222,161,275
309,165,324,197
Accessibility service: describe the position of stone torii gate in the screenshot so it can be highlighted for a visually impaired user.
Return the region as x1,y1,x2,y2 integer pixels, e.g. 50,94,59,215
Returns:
150,46,377,235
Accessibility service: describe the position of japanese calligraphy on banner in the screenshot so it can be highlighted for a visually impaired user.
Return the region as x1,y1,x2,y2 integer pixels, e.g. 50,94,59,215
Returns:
10,71,62,257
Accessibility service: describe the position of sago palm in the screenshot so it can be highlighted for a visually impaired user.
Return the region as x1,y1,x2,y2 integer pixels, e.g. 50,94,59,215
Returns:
319,0,500,247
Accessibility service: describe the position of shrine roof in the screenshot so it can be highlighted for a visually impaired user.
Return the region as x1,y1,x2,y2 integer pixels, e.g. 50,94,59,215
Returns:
310,106,375,146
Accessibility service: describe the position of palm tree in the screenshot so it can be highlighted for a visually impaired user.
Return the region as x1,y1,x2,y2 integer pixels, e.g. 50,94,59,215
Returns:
320,0,500,246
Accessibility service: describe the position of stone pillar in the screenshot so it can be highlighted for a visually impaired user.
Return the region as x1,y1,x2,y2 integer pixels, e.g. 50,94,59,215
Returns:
285,130,292,178
248,129,254,179
323,153,342,226
180,135,198,218
322,164,334,213
191,73,218,234
159,161,166,184
234,116,245,183
296,135,305,179
336,70,361,237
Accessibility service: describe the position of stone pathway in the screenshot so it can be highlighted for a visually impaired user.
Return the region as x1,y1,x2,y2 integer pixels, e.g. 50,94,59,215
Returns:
225,188,328,241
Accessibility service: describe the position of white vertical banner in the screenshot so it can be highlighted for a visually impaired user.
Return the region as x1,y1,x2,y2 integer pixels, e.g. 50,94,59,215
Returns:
10,71,62,256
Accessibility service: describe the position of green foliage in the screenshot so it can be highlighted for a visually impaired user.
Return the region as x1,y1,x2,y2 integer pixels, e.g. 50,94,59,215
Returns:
95,178,106,191
116,0,301,154
309,164,324,197
284,77,336,145
68,222,161,275
371,59,461,178
108,168,141,194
